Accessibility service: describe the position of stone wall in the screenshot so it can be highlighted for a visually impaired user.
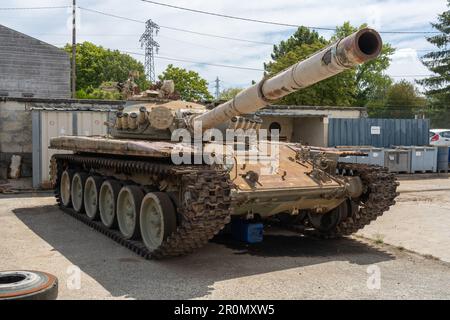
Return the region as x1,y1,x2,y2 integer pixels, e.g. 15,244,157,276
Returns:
0,100,32,179
0,98,123,181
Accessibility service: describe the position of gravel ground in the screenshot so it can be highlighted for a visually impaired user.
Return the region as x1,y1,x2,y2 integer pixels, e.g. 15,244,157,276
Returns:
1,178,450,300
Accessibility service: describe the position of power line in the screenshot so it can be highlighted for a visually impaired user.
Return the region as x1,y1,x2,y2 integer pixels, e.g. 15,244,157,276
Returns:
390,75,434,78
78,7,275,46
122,50,435,78
139,0,440,35
0,4,442,35
78,6,144,23
121,50,265,71
140,0,332,30
0,6,70,10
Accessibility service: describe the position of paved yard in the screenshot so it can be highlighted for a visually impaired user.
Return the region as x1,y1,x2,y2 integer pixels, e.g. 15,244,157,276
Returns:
0,177,450,300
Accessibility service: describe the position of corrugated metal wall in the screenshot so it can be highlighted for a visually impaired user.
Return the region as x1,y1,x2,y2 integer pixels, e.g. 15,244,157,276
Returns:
33,110,110,188
40,111,74,184
328,118,430,148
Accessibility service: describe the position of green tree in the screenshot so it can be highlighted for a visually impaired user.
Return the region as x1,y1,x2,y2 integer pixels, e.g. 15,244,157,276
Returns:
270,26,327,61
375,80,427,118
159,64,213,101
265,28,353,106
219,87,243,101
333,22,395,107
65,42,150,97
265,23,394,107
417,1,450,127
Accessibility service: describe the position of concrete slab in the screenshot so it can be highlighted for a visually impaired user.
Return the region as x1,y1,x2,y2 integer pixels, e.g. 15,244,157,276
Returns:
1,194,450,300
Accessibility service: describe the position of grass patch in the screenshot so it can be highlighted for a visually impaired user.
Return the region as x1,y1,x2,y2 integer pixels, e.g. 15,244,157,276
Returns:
373,233,385,245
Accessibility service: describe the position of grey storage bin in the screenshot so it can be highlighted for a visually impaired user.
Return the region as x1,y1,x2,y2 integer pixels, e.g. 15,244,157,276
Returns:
339,155,358,164
357,148,385,167
384,149,412,173
396,146,438,173
437,147,449,173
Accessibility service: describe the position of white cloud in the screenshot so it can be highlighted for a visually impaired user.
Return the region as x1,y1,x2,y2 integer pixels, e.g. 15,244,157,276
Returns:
0,0,447,92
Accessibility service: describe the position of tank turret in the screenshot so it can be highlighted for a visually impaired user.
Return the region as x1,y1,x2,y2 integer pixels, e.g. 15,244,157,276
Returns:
109,28,382,138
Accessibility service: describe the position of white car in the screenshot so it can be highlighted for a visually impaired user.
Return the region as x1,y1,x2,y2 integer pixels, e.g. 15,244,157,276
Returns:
430,129,450,146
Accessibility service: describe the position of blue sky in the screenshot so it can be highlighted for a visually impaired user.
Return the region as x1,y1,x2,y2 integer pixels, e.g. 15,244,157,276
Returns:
1,0,448,94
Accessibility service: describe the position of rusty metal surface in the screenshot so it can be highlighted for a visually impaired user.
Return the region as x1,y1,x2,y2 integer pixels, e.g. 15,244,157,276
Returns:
50,136,188,157
233,144,343,192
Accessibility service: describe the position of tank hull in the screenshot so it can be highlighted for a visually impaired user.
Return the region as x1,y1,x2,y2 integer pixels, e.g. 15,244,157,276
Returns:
50,135,359,218
50,151,398,259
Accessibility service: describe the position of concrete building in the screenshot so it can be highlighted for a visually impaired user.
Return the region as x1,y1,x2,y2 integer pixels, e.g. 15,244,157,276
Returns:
0,97,121,185
0,24,71,184
0,24,71,99
256,105,366,147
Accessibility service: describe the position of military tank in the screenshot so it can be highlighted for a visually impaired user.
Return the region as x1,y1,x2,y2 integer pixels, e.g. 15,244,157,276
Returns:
50,28,399,259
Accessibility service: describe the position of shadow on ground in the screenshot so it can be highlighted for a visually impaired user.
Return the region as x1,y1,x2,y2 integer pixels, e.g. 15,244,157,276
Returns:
0,192,53,200
13,205,394,300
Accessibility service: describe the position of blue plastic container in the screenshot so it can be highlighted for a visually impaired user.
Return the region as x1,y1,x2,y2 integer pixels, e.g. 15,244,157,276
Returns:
437,147,449,173
232,220,264,244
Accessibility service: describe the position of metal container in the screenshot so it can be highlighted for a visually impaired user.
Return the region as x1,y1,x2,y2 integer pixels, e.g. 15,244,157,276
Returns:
357,147,385,167
328,118,430,148
384,149,412,174
438,147,449,173
339,154,358,164
395,146,438,173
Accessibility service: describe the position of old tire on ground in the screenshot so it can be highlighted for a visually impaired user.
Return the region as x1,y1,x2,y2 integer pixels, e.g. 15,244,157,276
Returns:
0,271,58,300
84,176,103,221
140,192,177,251
71,172,88,213
308,201,349,233
117,185,145,240
60,170,74,208
99,180,122,229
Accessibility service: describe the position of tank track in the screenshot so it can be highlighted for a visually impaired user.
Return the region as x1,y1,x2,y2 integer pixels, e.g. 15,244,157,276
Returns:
53,154,233,259
279,163,399,239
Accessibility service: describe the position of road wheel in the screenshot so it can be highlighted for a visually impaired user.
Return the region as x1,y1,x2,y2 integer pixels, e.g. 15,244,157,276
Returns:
308,201,349,233
117,185,144,240
99,180,122,229
84,176,103,221
0,271,58,300
71,172,88,213
60,170,74,208
140,192,177,251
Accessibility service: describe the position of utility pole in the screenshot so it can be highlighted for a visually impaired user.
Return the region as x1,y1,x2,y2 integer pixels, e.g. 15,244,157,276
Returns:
214,77,221,100
140,20,160,84
71,0,77,98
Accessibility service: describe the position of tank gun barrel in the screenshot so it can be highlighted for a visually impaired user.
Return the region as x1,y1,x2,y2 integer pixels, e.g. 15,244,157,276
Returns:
193,28,382,131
